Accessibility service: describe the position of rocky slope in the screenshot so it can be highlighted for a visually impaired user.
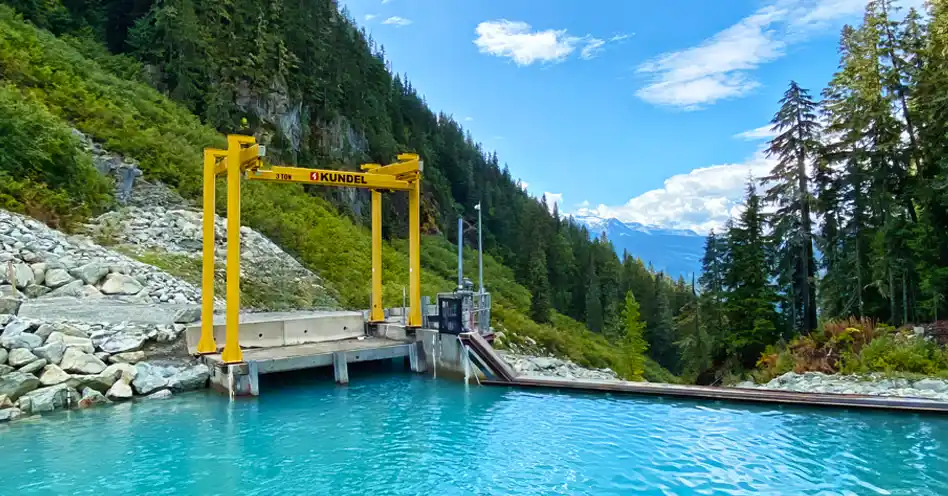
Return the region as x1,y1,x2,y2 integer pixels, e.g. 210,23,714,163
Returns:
499,351,619,381
738,372,948,402
0,314,208,421
1,209,202,307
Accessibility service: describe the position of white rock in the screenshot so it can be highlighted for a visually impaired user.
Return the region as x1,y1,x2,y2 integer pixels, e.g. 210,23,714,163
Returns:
78,387,109,408
60,348,106,374
75,371,119,393
0,394,11,408
21,384,76,413
72,263,110,285
30,262,47,286
1,319,31,337
1,332,42,350
0,407,24,422
19,358,46,375
32,341,66,365
12,263,34,289
914,379,948,393
0,371,40,400
102,362,138,383
8,348,38,367
43,268,73,288
100,273,144,295
109,351,145,364
96,332,146,354
0,348,6,365
46,279,84,297
132,363,168,395
106,378,133,401
145,389,172,400
39,364,71,386
46,332,95,354
168,364,210,391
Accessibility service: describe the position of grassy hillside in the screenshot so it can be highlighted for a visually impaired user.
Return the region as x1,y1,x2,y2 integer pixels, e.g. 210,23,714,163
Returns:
0,6,675,382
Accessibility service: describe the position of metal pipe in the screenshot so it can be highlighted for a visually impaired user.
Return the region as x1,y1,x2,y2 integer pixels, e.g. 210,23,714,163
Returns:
476,203,484,294
457,216,463,289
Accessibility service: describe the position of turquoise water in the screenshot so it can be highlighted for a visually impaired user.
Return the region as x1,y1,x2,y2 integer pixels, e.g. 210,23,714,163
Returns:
2,369,948,495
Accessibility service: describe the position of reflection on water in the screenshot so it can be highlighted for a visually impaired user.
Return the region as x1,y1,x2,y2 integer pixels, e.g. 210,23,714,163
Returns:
1,368,947,495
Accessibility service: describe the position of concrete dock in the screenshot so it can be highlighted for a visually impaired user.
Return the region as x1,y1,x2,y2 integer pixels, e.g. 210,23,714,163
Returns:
481,376,948,413
202,337,411,374
186,310,421,396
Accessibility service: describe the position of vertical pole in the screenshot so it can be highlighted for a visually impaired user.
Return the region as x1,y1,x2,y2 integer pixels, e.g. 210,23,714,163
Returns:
221,135,243,364
477,205,484,293
408,177,422,327
457,217,463,289
370,190,384,322
197,150,218,354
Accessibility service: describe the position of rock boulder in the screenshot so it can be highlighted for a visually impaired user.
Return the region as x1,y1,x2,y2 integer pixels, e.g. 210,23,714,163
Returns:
19,358,47,375
60,348,106,375
106,378,133,401
8,348,38,368
32,341,65,365
0,371,40,400
100,274,144,295
38,364,71,386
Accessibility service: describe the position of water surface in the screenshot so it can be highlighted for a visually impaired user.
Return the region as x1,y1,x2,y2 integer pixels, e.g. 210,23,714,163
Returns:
1,369,946,495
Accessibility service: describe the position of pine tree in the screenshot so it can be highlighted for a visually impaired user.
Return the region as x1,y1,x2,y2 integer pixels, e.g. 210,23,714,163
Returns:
528,245,553,323
585,261,603,332
764,81,820,334
724,181,780,367
648,273,678,372
621,291,648,380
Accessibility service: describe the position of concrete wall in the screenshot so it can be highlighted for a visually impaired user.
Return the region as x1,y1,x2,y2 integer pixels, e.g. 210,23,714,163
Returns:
415,328,485,380
185,311,365,353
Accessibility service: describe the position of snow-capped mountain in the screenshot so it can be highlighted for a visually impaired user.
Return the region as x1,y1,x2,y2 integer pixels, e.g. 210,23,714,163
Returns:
571,214,706,279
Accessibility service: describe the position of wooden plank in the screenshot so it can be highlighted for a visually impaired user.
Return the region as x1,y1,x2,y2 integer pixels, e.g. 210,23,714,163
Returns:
482,377,948,414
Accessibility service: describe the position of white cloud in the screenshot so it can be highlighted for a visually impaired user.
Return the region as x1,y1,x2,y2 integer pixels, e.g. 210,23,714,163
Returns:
382,0,393,4
464,116,474,122
474,20,581,65
636,0,900,110
365,14,376,21
474,20,625,65
383,16,412,27
734,124,778,140
581,38,606,60
544,192,564,212
575,149,775,233
610,34,631,42
519,181,529,191
636,6,785,109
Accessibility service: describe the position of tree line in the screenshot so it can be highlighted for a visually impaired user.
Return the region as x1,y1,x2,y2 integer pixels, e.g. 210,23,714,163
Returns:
682,0,948,382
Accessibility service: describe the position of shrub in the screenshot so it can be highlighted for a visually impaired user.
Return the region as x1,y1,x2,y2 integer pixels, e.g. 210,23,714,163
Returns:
757,317,948,379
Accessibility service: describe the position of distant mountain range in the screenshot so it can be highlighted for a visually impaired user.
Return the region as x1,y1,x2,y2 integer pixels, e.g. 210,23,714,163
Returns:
571,215,706,280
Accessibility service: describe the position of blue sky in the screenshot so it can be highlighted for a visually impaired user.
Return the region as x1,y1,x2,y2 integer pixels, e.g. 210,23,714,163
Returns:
342,0,924,233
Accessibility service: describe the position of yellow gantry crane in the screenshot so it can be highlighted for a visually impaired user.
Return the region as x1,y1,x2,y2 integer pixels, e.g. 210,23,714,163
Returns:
196,135,424,363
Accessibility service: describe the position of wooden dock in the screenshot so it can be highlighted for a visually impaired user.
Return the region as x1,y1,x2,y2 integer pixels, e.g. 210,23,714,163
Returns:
482,376,948,414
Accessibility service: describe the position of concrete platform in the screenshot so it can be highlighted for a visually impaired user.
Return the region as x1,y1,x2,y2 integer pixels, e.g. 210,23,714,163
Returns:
185,310,365,353
203,336,411,374
483,376,948,414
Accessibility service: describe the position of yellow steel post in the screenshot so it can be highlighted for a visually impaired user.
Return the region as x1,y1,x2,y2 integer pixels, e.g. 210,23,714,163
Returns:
408,176,422,327
370,190,384,323
197,150,218,353
221,135,244,364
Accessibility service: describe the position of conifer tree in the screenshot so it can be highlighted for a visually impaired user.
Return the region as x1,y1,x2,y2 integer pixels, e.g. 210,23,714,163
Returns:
764,81,820,334
621,291,648,380
585,261,603,332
